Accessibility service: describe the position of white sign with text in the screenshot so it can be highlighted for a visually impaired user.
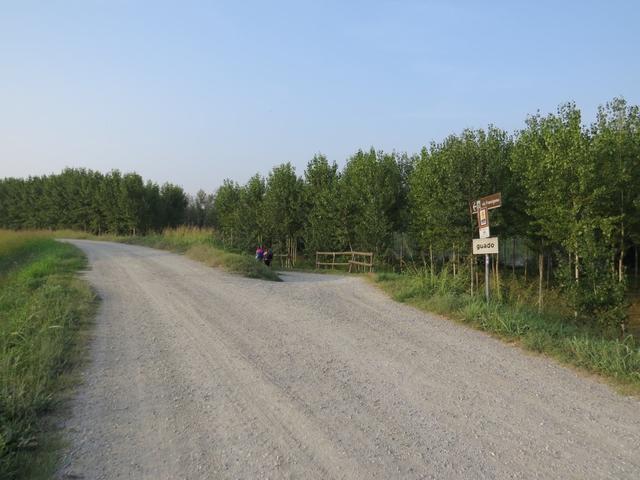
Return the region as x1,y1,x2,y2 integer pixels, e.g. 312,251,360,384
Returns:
473,237,499,255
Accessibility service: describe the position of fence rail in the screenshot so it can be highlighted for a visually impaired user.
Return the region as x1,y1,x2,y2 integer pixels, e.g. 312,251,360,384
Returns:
273,253,295,268
315,251,374,273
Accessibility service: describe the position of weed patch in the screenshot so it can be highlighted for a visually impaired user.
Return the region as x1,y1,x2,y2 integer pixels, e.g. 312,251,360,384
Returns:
0,231,95,479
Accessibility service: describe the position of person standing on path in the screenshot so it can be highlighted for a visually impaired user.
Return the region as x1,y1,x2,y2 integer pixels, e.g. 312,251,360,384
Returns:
264,248,274,267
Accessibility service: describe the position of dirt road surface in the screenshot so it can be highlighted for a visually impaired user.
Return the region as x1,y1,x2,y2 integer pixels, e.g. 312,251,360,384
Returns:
58,240,640,479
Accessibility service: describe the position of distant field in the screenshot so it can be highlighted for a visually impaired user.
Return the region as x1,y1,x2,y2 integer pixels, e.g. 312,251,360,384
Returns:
0,230,94,479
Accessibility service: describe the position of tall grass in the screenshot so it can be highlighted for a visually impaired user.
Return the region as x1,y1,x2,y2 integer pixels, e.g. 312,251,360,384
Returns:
0,231,95,479
376,269,640,392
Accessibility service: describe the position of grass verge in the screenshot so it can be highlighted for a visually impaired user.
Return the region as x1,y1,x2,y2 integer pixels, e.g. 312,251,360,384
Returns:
0,231,95,479
55,228,281,282
375,270,640,395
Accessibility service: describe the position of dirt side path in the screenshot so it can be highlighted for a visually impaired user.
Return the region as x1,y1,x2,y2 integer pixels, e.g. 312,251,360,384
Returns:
58,240,640,479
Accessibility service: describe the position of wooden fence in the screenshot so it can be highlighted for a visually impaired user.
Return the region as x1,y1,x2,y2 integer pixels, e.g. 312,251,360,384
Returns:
315,251,374,273
273,253,295,268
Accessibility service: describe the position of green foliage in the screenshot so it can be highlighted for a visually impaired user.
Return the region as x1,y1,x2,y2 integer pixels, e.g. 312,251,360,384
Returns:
159,182,189,229
184,190,216,229
409,127,513,253
212,179,241,247
238,174,267,250
2,97,639,329
511,101,637,328
555,247,628,331
0,231,94,479
0,169,188,235
262,163,305,248
340,148,404,253
302,155,343,253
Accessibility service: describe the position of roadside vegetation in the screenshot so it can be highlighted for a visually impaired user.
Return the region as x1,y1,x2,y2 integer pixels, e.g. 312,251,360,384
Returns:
123,228,280,281
375,269,640,393
59,227,281,282
0,231,94,479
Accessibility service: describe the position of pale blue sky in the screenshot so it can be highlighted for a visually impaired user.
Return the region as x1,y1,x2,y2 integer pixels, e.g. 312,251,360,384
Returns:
1,1,638,193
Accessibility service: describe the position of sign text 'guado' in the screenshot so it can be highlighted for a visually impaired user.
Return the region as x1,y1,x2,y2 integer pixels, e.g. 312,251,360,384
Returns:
473,237,499,255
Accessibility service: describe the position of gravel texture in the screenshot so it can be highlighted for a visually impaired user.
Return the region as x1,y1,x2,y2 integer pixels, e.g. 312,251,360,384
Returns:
57,240,640,479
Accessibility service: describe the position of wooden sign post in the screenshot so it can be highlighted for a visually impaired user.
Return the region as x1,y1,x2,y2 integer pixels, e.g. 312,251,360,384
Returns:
472,193,502,302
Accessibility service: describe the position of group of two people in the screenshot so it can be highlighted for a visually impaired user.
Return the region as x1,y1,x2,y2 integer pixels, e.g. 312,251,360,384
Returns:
255,246,274,266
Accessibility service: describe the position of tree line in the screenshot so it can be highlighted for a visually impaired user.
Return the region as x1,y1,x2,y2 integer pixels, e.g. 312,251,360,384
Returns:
0,169,188,234
209,98,640,330
1,97,639,328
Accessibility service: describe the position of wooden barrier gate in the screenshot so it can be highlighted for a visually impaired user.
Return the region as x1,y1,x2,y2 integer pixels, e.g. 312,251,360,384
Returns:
315,251,374,273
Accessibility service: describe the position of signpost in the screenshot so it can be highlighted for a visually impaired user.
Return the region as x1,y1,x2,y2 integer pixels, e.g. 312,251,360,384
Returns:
470,192,502,214
478,207,488,227
471,192,502,302
479,192,502,210
473,237,499,255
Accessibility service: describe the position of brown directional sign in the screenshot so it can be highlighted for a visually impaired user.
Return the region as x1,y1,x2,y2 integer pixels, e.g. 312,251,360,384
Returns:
479,192,501,210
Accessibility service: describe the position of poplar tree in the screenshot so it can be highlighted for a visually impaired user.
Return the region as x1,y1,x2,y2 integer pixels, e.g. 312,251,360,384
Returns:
262,163,304,257
302,154,342,253
340,148,402,254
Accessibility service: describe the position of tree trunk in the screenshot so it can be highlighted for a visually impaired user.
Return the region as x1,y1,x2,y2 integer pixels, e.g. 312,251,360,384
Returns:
429,244,434,284
546,252,551,289
618,224,624,282
635,244,638,282
292,238,297,268
495,253,500,300
452,243,456,277
538,253,544,313
491,254,495,285
524,245,528,283
485,254,490,302
455,245,459,276
470,253,474,296
512,237,516,275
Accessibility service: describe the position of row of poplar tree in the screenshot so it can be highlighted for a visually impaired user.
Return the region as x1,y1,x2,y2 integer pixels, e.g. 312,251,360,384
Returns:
1,98,638,327
0,169,188,234
208,98,640,329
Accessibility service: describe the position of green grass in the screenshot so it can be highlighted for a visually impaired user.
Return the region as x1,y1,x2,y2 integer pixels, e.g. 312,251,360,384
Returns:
55,227,281,282
0,230,95,479
375,270,640,394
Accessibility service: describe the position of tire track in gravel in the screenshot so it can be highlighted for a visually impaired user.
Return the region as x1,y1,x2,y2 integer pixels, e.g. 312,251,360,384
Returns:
58,240,640,479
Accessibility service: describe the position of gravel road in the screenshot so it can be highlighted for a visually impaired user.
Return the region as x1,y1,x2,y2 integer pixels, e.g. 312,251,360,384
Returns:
58,240,640,479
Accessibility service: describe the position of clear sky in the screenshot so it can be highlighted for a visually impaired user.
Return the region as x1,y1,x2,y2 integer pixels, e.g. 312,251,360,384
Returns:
1,1,638,193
